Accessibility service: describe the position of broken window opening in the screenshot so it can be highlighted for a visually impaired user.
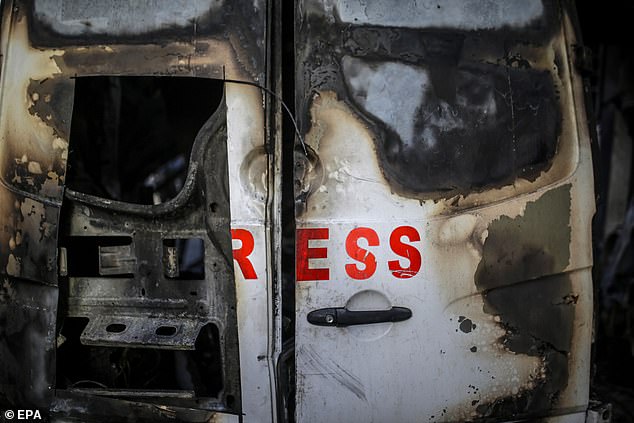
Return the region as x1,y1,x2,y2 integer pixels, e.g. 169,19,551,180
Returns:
66,76,224,205
56,73,239,410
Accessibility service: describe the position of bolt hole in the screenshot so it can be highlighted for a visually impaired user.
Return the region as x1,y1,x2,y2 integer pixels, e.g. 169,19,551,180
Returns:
155,326,177,337
105,323,126,333
141,288,146,296
190,291,197,296
209,202,218,213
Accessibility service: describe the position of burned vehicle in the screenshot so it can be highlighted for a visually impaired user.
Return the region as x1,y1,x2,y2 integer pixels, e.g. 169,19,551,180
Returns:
0,0,276,421
292,0,599,422
0,0,601,422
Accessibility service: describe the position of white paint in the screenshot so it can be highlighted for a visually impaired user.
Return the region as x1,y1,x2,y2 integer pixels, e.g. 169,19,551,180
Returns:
225,85,276,422
296,36,594,418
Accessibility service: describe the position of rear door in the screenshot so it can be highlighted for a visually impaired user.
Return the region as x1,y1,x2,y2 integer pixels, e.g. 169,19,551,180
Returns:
0,1,280,421
294,1,595,421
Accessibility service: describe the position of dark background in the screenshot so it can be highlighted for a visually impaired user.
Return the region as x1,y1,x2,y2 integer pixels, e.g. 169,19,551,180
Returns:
577,1,634,421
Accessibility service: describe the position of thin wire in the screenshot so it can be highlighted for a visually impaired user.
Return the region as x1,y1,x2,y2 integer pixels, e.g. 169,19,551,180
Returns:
69,379,108,389
222,76,308,155
69,71,307,154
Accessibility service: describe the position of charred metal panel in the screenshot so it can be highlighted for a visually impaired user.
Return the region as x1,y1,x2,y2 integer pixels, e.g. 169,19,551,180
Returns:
57,104,240,409
296,0,564,199
26,0,266,79
475,185,575,416
476,185,572,290
0,194,60,284
50,389,240,423
341,56,560,193
295,1,595,422
0,277,57,408
0,2,72,285
0,0,70,409
1,0,277,420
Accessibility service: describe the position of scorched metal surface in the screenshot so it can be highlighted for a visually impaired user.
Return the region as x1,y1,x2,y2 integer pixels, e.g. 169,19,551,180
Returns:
294,0,595,422
0,0,281,421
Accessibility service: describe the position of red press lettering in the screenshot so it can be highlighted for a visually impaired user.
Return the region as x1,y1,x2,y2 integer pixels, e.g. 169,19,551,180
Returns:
388,226,421,279
345,227,379,279
231,229,258,279
296,228,330,281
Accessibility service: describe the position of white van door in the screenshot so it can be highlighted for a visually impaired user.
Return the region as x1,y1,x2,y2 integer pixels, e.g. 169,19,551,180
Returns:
294,1,595,422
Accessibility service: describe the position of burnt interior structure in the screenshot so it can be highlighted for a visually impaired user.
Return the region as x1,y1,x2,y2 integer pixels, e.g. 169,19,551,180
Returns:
56,76,240,410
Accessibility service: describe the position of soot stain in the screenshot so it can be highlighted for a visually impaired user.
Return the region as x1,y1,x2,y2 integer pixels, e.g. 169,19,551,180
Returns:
20,0,265,80
27,77,74,141
0,278,57,409
474,184,575,418
296,0,563,203
458,316,476,334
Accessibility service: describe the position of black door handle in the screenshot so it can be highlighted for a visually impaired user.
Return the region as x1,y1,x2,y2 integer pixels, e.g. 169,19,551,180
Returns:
307,306,412,327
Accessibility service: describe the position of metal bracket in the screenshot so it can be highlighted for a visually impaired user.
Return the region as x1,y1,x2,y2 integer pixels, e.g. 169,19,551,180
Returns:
80,315,204,349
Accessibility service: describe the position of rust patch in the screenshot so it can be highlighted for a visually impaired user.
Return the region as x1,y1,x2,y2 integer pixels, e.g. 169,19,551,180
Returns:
474,184,574,417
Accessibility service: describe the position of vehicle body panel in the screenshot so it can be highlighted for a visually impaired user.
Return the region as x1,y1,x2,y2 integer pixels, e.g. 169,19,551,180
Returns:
294,1,595,421
0,1,598,421
0,1,281,421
